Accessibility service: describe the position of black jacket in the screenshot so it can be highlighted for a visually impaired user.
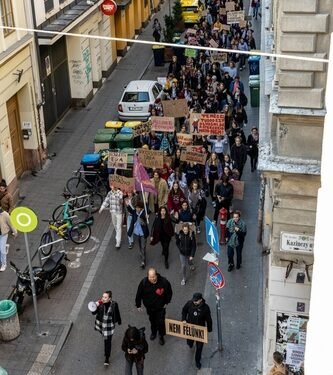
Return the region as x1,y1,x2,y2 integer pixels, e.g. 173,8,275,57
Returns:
176,230,196,257
121,328,148,362
182,299,213,332
214,182,234,203
135,274,173,311
230,144,247,170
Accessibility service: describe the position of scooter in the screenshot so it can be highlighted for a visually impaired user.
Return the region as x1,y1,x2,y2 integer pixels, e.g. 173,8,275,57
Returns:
9,251,69,313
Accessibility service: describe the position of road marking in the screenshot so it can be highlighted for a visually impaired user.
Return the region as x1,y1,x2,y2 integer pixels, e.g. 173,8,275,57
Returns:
28,344,56,374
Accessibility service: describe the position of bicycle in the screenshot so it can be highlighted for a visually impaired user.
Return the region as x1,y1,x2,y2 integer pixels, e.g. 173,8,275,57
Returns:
66,169,108,197
39,217,92,256
52,192,99,221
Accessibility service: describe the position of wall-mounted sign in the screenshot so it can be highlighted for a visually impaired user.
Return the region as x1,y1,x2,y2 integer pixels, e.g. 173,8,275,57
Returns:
101,0,117,16
280,232,314,253
22,121,32,130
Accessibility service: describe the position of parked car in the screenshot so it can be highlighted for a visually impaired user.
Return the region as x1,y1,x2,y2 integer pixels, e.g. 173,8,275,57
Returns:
118,80,163,121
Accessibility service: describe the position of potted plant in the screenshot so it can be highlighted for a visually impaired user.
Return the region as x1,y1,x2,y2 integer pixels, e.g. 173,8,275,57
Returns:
172,0,185,32
163,14,175,62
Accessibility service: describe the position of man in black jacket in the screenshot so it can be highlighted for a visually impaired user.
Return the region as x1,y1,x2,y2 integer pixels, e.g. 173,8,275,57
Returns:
230,136,247,179
213,175,234,222
92,290,121,366
135,268,173,346
182,292,212,370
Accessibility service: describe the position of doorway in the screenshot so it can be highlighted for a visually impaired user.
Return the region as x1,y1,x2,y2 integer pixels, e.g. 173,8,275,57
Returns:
7,95,25,177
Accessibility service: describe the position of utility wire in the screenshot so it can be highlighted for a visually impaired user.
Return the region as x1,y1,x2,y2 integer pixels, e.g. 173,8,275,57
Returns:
0,25,329,63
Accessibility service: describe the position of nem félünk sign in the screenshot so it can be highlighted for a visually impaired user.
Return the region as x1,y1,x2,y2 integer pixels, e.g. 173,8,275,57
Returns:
165,318,208,343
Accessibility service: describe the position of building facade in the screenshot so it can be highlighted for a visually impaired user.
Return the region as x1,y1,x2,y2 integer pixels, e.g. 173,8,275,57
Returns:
260,0,332,373
0,0,44,198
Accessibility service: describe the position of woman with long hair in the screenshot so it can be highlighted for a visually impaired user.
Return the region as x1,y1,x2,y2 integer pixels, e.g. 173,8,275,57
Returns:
150,206,175,269
167,181,187,215
187,180,206,234
204,152,222,206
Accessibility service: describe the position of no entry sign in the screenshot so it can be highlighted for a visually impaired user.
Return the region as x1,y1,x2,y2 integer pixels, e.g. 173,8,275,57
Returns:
208,262,225,290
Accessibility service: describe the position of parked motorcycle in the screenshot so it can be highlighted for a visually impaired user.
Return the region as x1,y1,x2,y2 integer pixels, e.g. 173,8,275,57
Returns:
9,251,68,312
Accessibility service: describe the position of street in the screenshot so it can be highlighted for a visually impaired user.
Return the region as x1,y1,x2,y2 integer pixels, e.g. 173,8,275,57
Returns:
0,2,263,375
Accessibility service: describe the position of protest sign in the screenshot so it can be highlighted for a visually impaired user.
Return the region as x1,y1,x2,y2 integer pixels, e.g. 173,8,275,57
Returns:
162,99,189,118
151,116,175,132
230,180,244,200
108,152,128,169
209,39,219,48
219,7,226,15
222,24,231,31
211,52,228,63
190,113,225,135
132,121,151,137
109,174,134,193
187,145,205,153
177,133,193,146
227,10,245,24
94,143,109,152
165,318,208,343
185,48,197,58
180,151,207,165
138,148,164,169
225,1,235,11
239,19,247,28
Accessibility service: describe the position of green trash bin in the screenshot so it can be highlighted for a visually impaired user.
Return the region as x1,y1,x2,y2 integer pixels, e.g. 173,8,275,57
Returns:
249,79,260,107
94,129,117,149
114,133,134,149
0,367,8,375
0,300,20,341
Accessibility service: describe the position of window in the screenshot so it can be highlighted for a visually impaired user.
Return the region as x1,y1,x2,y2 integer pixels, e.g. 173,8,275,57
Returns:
122,92,150,103
0,0,14,36
44,0,54,13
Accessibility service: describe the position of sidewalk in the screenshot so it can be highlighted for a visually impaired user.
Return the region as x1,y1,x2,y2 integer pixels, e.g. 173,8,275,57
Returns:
0,3,170,374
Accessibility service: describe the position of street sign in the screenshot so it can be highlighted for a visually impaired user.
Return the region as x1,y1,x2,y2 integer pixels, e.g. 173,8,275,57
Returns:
204,216,220,254
208,262,225,290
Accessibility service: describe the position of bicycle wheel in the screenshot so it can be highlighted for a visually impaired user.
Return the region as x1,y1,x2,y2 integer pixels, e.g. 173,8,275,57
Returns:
66,177,87,196
40,231,53,256
95,180,108,197
69,222,91,244
52,205,66,221
86,193,103,213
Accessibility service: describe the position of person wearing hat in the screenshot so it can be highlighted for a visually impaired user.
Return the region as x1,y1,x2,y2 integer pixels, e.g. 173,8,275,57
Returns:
182,293,212,370
126,200,150,269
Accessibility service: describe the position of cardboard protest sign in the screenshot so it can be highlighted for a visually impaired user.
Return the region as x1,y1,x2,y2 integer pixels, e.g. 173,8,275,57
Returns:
211,52,228,63
94,143,109,152
227,10,245,24
190,113,225,135
165,319,208,343
138,148,164,169
109,174,134,193
239,20,247,28
186,28,197,35
177,133,193,146
219,7,226,15
222,24,231,31
162,99,189,118
108,152,128,169
225,1,235,11
185,48,197,58
151,116,175,132
229,180,244,200
209,39,219,48
186,145,205,153
180,150,207,165
132,121,151,137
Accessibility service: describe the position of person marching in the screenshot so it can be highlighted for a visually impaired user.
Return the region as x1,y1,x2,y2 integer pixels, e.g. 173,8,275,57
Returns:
91,290,121,366
135,268,173,346
121,326,148,375
99,185,124,249
176,223,197,286
182,292,213,370
225,210,247,271
0,180,13,213
150,206,175,269
126,201,150,269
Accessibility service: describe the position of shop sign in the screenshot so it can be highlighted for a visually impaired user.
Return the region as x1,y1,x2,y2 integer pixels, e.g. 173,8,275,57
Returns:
280,232,314,253
101,0,117,16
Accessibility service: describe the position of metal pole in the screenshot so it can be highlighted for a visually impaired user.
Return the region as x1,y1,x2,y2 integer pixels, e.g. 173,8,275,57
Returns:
216,290,223,351
140,182,149,224
24,232,40,333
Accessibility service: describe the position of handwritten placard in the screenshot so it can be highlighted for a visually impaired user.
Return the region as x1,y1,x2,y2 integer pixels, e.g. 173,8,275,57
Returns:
138,149,164,169
225,1,235,11
227,10,245,24
219,7,226,15
209,39,219,48
211,52,228,63
132,121,151,137
151,116,175,132
94,143,109,152
177,133,193,146
109,174,134,193
180,151,207,165
165,318,208,343
162,99,189,118
108,152,128,169
222,24,231,31
190,113,225,135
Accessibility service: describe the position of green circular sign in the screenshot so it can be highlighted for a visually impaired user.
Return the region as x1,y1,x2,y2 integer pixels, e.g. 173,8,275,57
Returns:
10,207,38,233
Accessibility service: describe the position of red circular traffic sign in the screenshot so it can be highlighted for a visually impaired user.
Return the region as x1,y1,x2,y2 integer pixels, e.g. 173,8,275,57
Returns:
101,0,117,16
208,262,225,290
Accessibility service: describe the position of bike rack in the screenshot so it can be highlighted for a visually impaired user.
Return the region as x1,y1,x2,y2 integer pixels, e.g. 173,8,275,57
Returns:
37,238,66,264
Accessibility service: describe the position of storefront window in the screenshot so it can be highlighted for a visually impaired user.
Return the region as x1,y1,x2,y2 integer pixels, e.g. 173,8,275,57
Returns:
0,0,15,36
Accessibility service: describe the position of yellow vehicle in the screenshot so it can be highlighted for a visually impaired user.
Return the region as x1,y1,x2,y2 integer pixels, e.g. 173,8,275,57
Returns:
180,0,202,24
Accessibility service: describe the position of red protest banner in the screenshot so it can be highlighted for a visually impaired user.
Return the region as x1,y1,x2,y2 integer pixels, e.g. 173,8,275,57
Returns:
190,113,225,135
151,116,175,132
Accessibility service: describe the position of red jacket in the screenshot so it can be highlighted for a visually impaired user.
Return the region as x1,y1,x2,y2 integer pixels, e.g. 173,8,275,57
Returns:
167,190,186,213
